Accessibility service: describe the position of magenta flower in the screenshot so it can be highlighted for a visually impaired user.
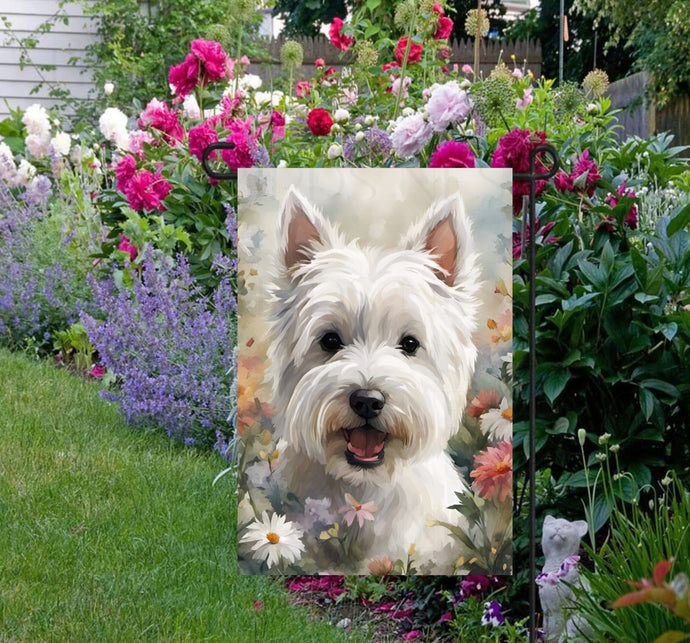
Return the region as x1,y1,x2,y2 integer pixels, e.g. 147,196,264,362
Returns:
139,99,184,144
554,169,574,193
220,119,256,171
571,149,601,196
115,155,137,193
429,140,476,168
125,169,172,212
604,181,638,230
434,16,454,40
191,39,228,84
169,54,199,99
117,234,138,261
188,122,218,162
329,17,353,51
89,364,106,379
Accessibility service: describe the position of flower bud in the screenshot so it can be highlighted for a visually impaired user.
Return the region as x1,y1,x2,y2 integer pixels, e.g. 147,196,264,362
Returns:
578,428,586,447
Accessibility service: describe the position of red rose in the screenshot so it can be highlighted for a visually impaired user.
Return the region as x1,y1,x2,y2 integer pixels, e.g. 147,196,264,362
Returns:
395,37,423,65
329,17,353,51
307,108,333,136
434,16,454,40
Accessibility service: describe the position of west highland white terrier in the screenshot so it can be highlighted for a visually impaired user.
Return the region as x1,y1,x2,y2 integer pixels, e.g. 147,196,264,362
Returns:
267,185,481,573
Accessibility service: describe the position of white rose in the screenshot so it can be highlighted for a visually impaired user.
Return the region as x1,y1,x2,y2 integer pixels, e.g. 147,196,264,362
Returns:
327,143,342,160
50,131,72,156
355,131,365,143
104,82,115,96
334,108,350,122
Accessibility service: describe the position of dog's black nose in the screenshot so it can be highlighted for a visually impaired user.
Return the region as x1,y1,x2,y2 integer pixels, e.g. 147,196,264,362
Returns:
349,389,385,419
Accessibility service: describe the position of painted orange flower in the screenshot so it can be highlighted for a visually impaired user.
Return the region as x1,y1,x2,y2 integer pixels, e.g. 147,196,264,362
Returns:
470,441,513,502
237,355,274,434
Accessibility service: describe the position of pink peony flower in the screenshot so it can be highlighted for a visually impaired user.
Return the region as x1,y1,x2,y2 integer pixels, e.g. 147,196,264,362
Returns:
571,149,601,197
128,129,155,156
314,58,325,68
139,99,185,144
191,39,228,84
169,53,199,98
434,16,454,40
89,364,106,379
395,37,423,65
329,17,353,51
117,234,138,261
295,80,311,98
188,122,218,162
220,119,256,171
429,140,476,168
125,169,172,211
240,55,250,66
390,75,411,99
554,170,574,193
604,181,638,230
427,81,472,131
391,113,433,158
462,63,473,75
115,155,137,193
491,129,549,214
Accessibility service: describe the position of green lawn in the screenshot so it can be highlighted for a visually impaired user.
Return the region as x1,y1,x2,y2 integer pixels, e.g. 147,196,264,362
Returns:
0,349,346,642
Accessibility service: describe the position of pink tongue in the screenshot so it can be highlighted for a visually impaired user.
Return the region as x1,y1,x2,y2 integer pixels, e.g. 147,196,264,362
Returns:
347,427,385,459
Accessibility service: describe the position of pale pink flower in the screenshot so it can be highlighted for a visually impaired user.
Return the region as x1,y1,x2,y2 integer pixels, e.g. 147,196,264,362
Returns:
516,86,533,109
240,55,250,65
340,493,377,528
512,68,524,80
390,113,432,158
462,64,473,75
426,81,472,131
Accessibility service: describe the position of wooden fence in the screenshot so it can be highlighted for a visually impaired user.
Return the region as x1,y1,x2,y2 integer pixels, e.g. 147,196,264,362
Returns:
606,71,690,153
252,36,541,86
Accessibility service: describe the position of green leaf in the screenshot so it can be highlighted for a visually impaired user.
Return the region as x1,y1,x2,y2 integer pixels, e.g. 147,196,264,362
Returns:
592,493,612,531
667,201,690,237
640,379,680,399
640,387,655,421
543,369,571,405
653,632,690,643
549,416,570,435
634,292,658,303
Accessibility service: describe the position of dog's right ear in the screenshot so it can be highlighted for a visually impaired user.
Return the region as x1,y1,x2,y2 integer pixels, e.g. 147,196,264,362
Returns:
279,185,330,270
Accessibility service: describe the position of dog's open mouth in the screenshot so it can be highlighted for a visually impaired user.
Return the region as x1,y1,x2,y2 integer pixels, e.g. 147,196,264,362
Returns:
342,424,386,468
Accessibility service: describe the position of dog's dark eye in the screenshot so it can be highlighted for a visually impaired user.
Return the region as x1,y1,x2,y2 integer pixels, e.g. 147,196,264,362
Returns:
320,332,344,353
399,335,420,356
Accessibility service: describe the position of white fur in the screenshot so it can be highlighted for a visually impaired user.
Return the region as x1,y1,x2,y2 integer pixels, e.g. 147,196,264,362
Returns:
267,185,481,573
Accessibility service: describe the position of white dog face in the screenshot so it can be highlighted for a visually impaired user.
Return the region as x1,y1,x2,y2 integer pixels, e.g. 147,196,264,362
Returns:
268,186,481,487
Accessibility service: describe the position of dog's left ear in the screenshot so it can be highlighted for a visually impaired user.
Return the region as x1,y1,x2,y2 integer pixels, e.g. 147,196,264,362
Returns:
400,193,477,288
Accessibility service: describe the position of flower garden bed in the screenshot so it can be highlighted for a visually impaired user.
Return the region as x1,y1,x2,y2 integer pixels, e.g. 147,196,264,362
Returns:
1,0,689,639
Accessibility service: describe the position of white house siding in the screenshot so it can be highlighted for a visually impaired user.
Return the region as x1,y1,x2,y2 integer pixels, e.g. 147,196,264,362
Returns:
0,0,99,119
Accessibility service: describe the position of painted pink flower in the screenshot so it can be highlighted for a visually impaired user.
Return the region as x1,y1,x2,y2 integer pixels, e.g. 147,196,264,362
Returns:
571,149,601,196
434,16,454,40
429,140,476,168
188,122,218,162
115,154,137,193
220,119,255,171
395,37,423,65
125,169,172,212
329,17,353,51
468,387,502,418
89,364,106,378
339,493,377,528
117,234,138,261
169,54,199,99
470,441,513,503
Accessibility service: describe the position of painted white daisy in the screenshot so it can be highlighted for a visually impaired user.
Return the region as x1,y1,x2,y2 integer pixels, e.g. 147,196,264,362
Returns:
240,511,305,569
480,398,512,442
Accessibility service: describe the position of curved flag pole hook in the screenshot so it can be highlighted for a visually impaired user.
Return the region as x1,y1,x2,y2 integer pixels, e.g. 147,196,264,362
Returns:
514,143,560,642
201,142,238,181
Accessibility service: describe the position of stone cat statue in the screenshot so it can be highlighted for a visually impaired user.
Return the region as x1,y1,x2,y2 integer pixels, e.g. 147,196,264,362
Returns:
537,515,593,642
